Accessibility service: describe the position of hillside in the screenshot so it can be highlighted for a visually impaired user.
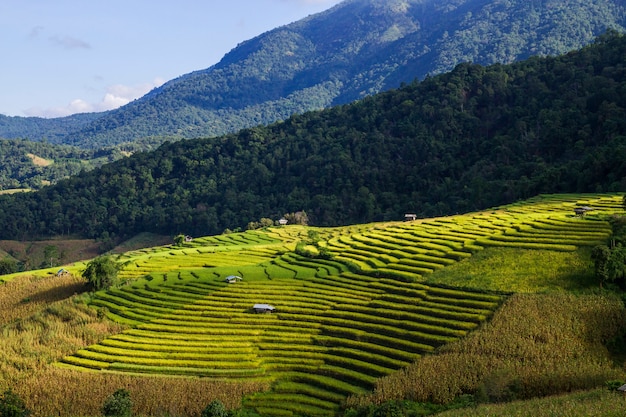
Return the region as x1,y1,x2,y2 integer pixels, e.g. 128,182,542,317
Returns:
0,194,624,416
0,139,125,192
1,0,625,147
0,32,625,241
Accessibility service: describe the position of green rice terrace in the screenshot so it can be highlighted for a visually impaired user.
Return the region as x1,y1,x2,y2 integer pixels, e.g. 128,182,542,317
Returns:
57,194,622,416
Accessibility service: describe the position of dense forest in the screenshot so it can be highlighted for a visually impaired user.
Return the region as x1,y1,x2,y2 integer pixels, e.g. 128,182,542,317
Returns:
0,31,625,240
0,137,185,191
0,140,125,191
1,0,625,148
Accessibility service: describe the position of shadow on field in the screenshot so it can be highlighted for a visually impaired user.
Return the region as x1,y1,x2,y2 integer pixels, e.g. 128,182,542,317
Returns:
25,279,87,305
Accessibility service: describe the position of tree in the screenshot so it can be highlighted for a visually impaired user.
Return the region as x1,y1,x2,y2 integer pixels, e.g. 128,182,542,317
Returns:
606,244,626,285
173,234,186,246
0,389,30,417
284,211,309,226
42,245,59,268
0,258,18,275
101,389,132,417
372,401,405,417
259,218,274,228
201,400,228,417
82,256,120,291
591,244,626,288
591,245,611,287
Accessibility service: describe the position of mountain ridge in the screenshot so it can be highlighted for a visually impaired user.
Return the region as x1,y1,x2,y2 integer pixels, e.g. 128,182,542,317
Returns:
1,0,625,148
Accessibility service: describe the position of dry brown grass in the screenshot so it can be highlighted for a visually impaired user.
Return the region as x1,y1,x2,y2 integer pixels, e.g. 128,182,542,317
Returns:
26,153,53,167
0,189,30,195
16,368,268,417
0,234,172,274
0,239,103,270
0,274,270,417
0,274,85,325
346,292,626,407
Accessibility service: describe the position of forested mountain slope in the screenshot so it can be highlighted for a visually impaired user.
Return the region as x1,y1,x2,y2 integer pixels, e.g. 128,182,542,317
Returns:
0,139,122,191
1,0,625,148
0,32,625,240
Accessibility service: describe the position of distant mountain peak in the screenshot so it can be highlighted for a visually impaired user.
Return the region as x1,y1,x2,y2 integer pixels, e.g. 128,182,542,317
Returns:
1,0,625,148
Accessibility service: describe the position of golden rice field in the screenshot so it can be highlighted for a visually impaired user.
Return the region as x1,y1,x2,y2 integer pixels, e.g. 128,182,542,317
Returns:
0,193,625,417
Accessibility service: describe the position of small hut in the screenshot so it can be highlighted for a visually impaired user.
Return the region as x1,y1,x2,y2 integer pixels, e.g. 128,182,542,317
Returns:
404,213,417,221
574,206,594,217
225,275,242,284
253,304,275,313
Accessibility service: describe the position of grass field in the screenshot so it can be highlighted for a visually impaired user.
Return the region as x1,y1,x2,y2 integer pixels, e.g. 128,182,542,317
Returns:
435,388,626,417
0,193,625,417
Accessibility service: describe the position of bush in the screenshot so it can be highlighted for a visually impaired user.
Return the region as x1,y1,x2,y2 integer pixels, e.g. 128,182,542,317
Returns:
0,258,18,275
201,400,229,417
606,380,625,391
102,389,132,417
0,389,29,417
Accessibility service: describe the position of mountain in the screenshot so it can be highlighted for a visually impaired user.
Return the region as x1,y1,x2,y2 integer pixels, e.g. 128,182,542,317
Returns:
1,0,626,148
0,31,625,241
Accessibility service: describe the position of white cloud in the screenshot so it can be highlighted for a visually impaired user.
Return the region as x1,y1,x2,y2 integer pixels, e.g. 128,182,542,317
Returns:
27,26,91,49
24,78,166,118
49,34,91,49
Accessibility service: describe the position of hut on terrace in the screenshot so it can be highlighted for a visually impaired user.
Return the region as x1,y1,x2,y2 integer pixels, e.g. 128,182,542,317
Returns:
253,304,275,313
573,206,594,217
225,275,242,284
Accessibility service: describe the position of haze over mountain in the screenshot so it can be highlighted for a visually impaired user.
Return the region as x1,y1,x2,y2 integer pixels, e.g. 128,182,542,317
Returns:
1,0,625,148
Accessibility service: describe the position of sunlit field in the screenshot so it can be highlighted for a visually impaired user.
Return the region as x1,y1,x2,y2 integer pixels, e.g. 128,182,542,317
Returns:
0,193,624,416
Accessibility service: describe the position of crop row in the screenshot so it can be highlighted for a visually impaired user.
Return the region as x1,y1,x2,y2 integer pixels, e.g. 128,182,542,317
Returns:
64,193,625,416
64,273,501,415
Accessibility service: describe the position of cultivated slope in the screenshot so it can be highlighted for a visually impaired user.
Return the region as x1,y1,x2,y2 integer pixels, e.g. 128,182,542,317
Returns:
57,193,620,416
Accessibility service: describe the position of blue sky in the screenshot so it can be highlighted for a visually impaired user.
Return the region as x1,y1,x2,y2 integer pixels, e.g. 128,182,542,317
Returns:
0,0,343,118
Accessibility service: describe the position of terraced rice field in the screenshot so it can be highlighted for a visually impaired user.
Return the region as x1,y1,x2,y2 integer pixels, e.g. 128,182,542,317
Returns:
59,194,622,416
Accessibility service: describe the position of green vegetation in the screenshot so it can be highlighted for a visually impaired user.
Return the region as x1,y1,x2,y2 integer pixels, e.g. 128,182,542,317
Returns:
426,247,596,292
0,389,29,417
0,200,624,415
201,400,229,417
19,193,615,417
0,139,123,191
82,256,122,291
433,388,626,417
101,389,132,417
2,32,626,240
